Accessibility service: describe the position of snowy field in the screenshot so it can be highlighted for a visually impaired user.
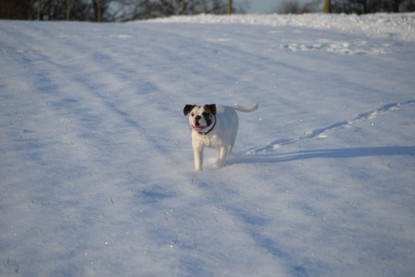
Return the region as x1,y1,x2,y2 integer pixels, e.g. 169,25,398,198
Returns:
1,13,415,276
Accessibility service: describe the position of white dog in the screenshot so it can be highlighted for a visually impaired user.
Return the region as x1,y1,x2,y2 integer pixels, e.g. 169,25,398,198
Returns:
183,103,258,171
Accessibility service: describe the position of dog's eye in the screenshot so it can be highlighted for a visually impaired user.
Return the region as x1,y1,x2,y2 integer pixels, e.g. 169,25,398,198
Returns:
202,112,209,117
191,113,195,117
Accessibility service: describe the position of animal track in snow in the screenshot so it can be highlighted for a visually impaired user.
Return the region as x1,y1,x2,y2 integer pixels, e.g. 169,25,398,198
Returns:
246,100,415,155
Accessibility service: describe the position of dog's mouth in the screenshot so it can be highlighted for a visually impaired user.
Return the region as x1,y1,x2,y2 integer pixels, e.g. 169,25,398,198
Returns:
192,124,207,132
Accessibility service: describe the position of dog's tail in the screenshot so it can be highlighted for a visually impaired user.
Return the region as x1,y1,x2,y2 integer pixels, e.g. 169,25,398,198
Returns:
232,103,259,113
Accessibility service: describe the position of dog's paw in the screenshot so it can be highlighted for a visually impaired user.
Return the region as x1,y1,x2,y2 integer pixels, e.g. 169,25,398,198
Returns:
213,159,226,168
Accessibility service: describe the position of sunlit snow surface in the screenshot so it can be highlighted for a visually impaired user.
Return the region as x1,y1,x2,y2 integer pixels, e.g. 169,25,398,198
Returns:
1,14,414,276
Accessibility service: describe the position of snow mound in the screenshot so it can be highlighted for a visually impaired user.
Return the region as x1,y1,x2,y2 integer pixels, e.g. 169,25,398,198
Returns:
148,13,415,41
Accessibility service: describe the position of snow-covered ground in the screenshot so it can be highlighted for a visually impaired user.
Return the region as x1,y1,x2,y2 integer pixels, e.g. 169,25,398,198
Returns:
1,13,414,276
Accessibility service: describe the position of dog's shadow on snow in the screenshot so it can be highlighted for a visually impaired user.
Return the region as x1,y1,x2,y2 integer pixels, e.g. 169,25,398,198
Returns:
230,146,415,165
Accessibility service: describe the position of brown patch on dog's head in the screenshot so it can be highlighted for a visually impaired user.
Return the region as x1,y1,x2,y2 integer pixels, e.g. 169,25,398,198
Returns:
203,104,217,115
183,104,196,116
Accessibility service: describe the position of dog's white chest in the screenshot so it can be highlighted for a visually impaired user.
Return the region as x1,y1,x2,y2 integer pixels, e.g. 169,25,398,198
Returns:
193,132,222,148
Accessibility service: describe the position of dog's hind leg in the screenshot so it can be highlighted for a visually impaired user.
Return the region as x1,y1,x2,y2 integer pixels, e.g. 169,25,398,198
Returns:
216,147,228,168
227,144,234,159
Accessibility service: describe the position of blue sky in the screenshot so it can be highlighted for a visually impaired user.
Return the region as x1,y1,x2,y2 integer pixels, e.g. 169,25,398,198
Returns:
236,0,282,13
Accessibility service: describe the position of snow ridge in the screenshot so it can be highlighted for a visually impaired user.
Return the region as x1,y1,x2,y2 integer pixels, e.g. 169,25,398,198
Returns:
148,13,415,41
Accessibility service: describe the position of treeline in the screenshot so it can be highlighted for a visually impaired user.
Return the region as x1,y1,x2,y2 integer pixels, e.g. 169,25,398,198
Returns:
277,0,415,14
0,0,244,21
331,0,415,13
1,0,414,21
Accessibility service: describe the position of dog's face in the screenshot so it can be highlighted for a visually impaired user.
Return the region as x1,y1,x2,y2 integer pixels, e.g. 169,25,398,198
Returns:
183,104,217,133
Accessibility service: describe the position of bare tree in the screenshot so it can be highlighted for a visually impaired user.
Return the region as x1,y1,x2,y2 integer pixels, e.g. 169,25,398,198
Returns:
323,0,331,13
92,0,110,21
0,0,34,19
227,0,232,14
332,0,415,13
128,0,238,20
0,0,247,21
66,0,72,19
276,0,318,14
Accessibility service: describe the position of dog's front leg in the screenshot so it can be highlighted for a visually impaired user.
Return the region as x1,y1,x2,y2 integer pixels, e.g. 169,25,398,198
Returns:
193,146,204,171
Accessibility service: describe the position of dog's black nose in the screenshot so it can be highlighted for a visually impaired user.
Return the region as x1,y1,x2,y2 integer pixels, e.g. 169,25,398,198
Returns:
195,115,202,120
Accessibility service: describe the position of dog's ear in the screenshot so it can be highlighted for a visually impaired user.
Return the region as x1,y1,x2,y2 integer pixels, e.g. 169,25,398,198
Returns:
183,104,196,116
204,104,217,115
